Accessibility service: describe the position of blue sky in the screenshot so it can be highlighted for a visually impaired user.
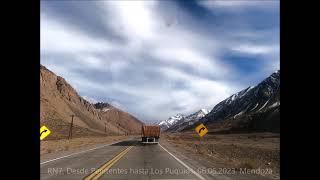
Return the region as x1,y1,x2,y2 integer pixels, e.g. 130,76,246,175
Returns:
40,0,279,123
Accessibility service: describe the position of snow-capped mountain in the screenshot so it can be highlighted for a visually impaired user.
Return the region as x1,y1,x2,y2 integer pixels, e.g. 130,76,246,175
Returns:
185,109,209,124
158,114,184,131
204,70,280,123
179,70,280,132
166,109,209,132
94,102,113,112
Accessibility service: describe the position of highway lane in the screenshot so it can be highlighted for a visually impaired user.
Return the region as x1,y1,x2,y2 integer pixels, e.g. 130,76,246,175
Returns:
41,141,128,179
40,138,204,180
98,140,203,180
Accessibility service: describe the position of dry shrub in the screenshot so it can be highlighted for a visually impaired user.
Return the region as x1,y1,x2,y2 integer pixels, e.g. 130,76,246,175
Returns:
193,144,206,155
46,149,53,153
237,159,258,169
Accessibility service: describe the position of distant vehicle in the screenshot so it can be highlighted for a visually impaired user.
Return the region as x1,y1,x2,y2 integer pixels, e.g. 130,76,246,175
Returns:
141,125,160,144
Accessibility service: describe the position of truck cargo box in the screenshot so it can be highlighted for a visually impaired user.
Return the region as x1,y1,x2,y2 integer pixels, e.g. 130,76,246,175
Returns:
141,125,160,144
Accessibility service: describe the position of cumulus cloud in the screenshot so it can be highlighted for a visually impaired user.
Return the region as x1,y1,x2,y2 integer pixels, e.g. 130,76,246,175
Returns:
40,0,279,122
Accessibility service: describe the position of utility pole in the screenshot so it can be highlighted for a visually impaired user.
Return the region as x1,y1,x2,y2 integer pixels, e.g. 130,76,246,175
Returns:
117,111,120,136
68,115,74,139
118,123,120,136
104,122,107,134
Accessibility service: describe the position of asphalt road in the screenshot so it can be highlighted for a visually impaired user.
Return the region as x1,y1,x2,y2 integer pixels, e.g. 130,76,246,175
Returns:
41,138,205,180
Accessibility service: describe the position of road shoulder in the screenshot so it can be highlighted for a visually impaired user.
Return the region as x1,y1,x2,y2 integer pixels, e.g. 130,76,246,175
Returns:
41,136,138,163
160,135,276,180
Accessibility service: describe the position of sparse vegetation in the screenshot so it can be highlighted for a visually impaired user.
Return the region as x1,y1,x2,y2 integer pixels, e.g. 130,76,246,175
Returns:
46,149,52,153
237,159,257,169
162,132,280,179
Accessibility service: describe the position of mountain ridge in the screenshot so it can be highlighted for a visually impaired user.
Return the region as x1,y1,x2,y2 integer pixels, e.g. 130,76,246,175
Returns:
204,70,280,123
162,70,280,133
190,70,280,132
40,64,143,140
158,109,209,131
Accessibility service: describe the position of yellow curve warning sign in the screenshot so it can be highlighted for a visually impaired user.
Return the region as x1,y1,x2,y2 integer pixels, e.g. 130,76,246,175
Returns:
195,123,208,138
40,126,51,140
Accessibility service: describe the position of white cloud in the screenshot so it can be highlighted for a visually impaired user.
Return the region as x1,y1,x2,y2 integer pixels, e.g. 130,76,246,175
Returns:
102,0,158,41
41,14,115,54
155,66,237,115
198,0,278,10
100,0,228,78
41,1,279,122
231,44,279,55
152,47,225,76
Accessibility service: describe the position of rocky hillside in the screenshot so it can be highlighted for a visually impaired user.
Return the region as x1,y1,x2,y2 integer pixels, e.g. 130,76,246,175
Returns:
204,70,280,123
40,65,143,140
94,102,143,135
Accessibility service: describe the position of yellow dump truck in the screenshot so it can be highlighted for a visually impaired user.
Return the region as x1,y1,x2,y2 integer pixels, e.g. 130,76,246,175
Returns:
141,125,160,144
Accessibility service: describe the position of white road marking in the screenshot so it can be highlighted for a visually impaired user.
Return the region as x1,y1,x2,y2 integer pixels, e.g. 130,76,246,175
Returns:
40,139,130,165
158,144,206,180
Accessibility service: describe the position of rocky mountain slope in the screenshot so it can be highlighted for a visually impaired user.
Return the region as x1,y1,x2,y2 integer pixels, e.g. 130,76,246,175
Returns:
204,70,279,122
182,70,280,133
40,65,143,140
93,102,143,135
165,109,209,132
158,109,209,132
158,114,184,131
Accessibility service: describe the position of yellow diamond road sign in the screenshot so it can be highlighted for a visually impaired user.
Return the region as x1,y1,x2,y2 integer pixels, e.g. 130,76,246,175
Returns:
40,126,51,140
195,123,208,138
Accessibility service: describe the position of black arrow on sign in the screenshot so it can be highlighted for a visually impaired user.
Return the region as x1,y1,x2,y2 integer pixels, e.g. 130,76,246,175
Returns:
40,129,47,137
199,127,206,133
